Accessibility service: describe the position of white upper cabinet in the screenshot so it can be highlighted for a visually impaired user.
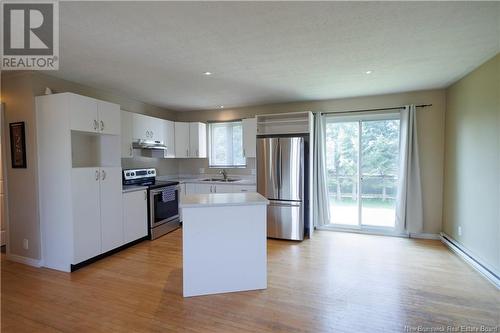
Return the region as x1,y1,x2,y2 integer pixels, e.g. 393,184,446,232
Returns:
121,111,134,158
189,122,207,158
163,120,175,158
97,101,121,135
132,113,164,142
69,94,120,135
242,118,257,158
175,122,190,158
70,94,99,133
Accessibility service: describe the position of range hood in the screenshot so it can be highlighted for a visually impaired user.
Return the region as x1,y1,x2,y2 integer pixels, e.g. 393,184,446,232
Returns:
132,139,167,150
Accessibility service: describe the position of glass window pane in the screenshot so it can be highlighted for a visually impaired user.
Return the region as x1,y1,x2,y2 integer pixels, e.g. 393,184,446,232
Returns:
209,121,246,167
361,119,400,228
325,121,359,226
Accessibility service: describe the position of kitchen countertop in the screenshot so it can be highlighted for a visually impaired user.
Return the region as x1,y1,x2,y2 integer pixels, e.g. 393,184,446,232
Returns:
158,175,256,186
180,192,268,208
122,185,148,193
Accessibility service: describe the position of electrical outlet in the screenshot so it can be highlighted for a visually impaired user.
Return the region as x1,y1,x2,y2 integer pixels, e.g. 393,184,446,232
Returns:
23,238,29,250
458,226,462,236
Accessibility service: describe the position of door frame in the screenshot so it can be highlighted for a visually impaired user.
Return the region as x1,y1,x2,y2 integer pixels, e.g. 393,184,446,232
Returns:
324,111,401,233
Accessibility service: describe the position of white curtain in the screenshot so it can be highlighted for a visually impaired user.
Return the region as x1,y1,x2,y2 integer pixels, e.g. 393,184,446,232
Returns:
395,105,423,234
313,113,331,228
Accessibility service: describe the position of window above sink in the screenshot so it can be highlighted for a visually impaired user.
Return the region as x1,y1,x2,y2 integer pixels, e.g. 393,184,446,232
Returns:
208,121,246,168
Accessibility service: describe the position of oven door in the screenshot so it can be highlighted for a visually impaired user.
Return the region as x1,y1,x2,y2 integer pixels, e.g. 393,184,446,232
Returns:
149,185,180,228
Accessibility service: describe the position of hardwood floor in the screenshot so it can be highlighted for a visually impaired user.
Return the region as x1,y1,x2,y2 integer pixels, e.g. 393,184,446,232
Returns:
1,230,499,332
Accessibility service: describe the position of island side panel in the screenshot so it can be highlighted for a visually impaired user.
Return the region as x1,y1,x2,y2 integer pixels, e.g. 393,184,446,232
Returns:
182,204,267,297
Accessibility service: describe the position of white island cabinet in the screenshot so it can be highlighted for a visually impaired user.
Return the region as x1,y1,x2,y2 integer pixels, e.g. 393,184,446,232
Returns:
181,192,268,297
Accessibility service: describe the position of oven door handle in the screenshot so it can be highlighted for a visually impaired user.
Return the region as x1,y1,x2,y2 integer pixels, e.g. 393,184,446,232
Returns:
149,185,180,195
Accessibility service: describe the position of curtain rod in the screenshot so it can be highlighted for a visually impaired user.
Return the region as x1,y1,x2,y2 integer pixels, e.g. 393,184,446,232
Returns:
320,104,432,115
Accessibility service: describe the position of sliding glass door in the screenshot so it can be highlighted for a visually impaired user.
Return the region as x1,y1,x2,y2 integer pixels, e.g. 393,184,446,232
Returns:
325,114,400,231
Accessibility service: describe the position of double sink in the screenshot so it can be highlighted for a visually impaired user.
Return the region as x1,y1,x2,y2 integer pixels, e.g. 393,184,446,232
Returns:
201,178,240,183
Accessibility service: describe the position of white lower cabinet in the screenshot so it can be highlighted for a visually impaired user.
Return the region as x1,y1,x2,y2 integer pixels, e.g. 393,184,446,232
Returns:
232,185,257,193
71,167,123,264
100,167,124,253
184,183,257,195
214,184,234,193
123,189,148,244
71,167,123,263
185,183,197,194
195,183,213,194
72,168,102,264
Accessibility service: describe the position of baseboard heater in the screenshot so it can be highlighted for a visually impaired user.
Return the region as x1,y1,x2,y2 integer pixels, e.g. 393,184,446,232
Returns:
440,233,499,289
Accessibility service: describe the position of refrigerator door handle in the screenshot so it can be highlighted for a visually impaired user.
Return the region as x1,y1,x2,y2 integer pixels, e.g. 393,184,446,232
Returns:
268,200,301,207
274,139,280,193
277,141,282,191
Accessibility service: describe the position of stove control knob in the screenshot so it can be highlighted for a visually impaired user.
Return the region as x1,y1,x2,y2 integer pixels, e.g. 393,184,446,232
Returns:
131,172,135,176
126,172,130,176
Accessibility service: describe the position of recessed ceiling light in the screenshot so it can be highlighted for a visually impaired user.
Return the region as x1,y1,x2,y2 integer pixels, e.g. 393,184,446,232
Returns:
203,71,213,76
365,70,373,74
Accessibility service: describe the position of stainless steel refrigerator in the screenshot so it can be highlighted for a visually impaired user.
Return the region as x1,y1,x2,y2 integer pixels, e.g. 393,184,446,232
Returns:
257,136,309,241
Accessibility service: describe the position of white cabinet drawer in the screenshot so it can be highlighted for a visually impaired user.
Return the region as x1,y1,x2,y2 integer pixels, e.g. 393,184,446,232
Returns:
232,185,256,193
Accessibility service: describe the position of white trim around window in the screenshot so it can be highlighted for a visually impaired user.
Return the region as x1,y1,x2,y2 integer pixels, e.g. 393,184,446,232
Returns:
208,121,246,168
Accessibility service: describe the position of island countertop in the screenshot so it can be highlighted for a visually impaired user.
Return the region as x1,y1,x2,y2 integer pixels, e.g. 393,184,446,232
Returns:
180,192,268,208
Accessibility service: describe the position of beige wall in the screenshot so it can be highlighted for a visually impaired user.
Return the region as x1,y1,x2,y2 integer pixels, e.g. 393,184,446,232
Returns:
178,89,447,234
1,72,41,259
0,71,177,260
443,54,500,275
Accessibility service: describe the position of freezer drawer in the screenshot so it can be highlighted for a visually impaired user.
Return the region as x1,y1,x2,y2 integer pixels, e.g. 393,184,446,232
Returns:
267,200,304,241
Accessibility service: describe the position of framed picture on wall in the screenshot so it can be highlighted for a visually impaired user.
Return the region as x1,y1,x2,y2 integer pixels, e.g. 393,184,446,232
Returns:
10,122,27,168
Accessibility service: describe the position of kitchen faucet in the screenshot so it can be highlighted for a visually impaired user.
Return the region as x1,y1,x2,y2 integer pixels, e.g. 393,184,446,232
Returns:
219,169,228,180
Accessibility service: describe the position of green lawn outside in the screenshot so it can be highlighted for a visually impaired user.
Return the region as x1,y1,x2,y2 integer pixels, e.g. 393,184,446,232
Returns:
328,195,396,228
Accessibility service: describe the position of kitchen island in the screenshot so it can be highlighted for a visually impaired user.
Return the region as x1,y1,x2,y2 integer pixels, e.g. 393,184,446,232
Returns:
180,192,268,297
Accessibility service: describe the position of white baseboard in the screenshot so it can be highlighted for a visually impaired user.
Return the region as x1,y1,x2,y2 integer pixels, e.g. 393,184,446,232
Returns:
440,232,499,290
409,232,440,240
6,253,43,268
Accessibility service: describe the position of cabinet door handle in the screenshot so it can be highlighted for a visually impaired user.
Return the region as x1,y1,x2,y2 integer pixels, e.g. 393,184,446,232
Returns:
210,185,212,193
213,186,216,193
101,169,106,180
100,120,104,132
93,119,98,131
186,149,189,157
243,149,246,157
95,170,99,181
144,191,147,200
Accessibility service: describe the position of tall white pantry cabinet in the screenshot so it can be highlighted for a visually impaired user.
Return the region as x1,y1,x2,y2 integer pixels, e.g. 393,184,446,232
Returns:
36,93,123,272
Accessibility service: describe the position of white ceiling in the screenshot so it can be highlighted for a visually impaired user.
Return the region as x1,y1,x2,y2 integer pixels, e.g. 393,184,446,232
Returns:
51,1,500,111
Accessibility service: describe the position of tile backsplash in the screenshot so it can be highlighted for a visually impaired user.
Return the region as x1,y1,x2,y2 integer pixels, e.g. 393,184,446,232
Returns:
177,158,256,176
122,155,256,177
